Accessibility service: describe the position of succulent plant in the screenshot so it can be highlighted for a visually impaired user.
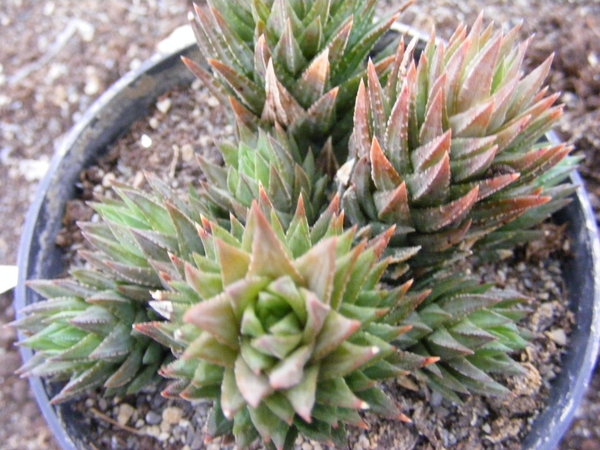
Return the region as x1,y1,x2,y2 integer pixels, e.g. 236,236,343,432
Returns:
341,17,573,267
12,270,166,404
11,172,206,403
14,2,575,448
134,201,437,449
196,124,330,227
472,154,578,259
184,0,413,161
391,270,531,403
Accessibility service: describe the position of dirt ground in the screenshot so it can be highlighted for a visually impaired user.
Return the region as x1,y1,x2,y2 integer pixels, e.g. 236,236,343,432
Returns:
1,0,599,449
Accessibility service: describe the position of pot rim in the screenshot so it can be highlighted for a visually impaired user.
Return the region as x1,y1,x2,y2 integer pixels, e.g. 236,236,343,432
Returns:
15,43,199,450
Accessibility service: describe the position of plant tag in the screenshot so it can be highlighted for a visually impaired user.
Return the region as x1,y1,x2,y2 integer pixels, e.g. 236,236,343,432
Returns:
0,265,18,294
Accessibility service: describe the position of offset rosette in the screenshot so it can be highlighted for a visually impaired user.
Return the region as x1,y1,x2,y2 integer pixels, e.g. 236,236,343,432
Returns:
11,172,212,403
197,124,329,228
342,17,575,267
390,271,531,403
11,270,165,404
136,202,436,449
185,0,414,160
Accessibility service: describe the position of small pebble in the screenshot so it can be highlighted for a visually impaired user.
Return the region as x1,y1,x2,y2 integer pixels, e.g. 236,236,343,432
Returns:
117,403,135,426
359,434,369,447
199,135,211,147
130,58,142,71
160,420,171,433
191,79,202,90
144,425,160,437
156,98,172,114
158,432,170,442
102,172,116,188
496,269,506,284
190,433,204,450
181,143,194,162
133,170,145,188
162,406,184,425
145,410,162,425
43,2,56,15
84,76,101,96
546,328,567,346
98,398,108,412
172,425,184,441
430,391,443,407
207,96,220,107
76,20,95,42
152,395,167,409
140,134,152,148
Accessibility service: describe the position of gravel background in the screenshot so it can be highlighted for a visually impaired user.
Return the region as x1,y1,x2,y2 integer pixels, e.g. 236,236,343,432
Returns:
1,1,599,449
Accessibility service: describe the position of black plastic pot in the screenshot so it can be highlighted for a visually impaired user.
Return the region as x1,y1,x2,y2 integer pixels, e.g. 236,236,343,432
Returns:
15,37,600,450
15,42,201,450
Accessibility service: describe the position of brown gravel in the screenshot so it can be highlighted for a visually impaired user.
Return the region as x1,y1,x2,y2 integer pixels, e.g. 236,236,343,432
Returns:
1,1,600,449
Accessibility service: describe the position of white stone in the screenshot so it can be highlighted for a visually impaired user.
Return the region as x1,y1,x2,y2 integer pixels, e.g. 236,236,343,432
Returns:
162,406,184,425
43,2,56,15
102,172,116,188
359,435,370,447
181,144,194,162
116,403,135,426
158,432,170,442
140,134,153,148
546,328,567,346
144,425,161,437
75,20,95,42
129,59,142,71
160,421,171,433
18,158,50,182
207,96,220,108
84,77,100,96
156,98,172,114
199,135,212,147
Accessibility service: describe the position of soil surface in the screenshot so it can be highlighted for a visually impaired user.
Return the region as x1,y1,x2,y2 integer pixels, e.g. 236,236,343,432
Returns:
1,1,599,449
